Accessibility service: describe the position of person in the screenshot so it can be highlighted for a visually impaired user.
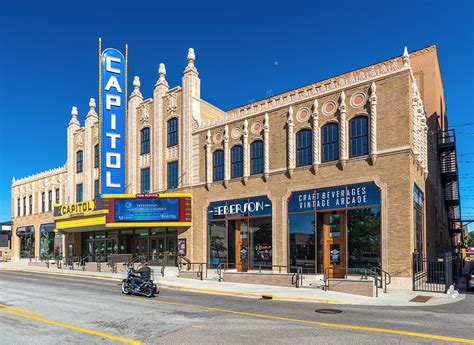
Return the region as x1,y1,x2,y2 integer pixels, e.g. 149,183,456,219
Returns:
130,263,152,286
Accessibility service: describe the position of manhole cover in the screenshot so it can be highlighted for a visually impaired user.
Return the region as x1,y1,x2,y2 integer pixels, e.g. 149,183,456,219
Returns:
315,309,343,314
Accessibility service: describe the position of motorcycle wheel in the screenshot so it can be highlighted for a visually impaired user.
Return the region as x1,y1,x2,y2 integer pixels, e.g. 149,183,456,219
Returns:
144,285,154,298
121,282,132,295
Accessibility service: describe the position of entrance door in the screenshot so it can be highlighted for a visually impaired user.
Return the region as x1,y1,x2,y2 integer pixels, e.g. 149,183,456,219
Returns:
323,212,346,278
235,220,249,272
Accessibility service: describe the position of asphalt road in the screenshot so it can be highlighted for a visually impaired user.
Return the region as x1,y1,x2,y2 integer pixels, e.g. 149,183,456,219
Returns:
0,270,473,344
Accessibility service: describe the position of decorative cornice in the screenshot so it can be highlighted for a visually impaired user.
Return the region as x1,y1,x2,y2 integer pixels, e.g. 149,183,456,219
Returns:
12,166,66,186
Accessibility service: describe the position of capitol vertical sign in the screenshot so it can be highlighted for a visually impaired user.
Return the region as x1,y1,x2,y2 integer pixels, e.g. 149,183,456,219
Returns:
101,48,126,194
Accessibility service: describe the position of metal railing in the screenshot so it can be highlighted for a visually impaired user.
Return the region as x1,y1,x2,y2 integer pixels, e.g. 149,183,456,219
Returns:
323,267,390,297
413,252,455,293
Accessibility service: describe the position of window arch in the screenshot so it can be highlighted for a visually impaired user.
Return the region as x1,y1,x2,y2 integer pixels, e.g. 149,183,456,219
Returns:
94,144,99,168
321,123,339,162
231,145,243,178
296,129,313,167
213,149,224,182
140,127,150,154
167,118,178,147
349,115,369,157
250,140,264,175
76,150,83,173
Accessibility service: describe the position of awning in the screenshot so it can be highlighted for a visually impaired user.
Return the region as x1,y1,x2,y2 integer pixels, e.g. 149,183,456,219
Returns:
16,225,34,236
40,223,56,236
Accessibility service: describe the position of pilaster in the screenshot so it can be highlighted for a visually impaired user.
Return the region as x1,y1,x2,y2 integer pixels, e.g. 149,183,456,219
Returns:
223,125,230,186
311,99,320,171
242,119,249,183
287,106,295,176
128,77,143,194
263,113,269,181
369,82,378,163
153,63,169,191
339,91,348,168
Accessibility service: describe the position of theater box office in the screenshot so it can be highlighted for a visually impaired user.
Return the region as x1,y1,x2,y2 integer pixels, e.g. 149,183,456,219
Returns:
54,193,191,265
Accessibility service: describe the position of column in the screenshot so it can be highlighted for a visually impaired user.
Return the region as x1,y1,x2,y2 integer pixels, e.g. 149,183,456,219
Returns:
287,106,295,176
312,98,320,171
223,125,230,187
263,113,270,181
369,82,378,163
339,91,348,168
243,119,250,183
206,130,212,189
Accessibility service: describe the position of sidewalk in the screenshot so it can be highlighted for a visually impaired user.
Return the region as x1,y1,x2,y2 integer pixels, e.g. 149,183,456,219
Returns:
0,261,465,307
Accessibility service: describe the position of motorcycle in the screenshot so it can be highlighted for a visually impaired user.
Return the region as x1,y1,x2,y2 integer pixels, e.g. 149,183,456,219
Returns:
121,267,158,298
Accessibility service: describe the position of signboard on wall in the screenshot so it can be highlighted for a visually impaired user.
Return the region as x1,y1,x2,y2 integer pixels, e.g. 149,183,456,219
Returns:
177,239,187,256
101,48,126,195
208,196,272,220
115,198,180,222
288,182,380,213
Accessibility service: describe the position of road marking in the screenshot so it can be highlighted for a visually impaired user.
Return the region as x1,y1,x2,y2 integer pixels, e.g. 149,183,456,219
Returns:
0,268,121,281
0,303,43,316
126,296,474,344
0,308,142,345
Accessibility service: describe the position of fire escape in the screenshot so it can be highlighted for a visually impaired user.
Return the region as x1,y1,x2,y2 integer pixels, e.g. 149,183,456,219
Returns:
437,129,463,238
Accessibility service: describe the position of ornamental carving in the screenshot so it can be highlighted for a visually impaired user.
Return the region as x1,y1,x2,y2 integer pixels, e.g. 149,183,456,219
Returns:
251,121,263,134
213,132,223,144
296,107,311,122
322,101,337,116
167,92,177,114
140,104,150,124
231,127,241,139
76,134,83,148
350,92,367,108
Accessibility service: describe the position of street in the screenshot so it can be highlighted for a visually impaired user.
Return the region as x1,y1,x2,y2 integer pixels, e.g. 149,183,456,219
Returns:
0,270,473,344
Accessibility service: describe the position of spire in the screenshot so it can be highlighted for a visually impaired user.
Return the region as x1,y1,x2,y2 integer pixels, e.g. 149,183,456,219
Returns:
69,106,80,126
156,63,169,87
86,98,97,118
184,48,198,74
370,82,377,95
12,176,15,184
131,76,142,98
403,46,410,67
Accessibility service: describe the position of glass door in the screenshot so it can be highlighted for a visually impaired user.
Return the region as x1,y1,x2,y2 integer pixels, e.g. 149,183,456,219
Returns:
323,212,346,278
235,219,249,272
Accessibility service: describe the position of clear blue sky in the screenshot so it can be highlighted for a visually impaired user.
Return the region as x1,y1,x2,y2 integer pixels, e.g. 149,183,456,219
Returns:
0,0,473,229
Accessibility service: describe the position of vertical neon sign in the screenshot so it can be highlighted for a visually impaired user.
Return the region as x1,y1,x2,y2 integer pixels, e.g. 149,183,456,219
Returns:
101,48,125,194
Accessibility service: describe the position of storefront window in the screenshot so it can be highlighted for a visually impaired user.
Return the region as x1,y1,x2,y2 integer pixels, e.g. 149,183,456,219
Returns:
347,207,381,272
289,213,315,273
249,217,272,269
40,223,55,259
17,226,35,258
208,221,227,267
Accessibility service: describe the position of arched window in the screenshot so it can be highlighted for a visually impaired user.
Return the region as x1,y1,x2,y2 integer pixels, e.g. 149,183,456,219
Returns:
140,127,150,154
94,144,99,168
231,145,243,178
296,129,313,167
76,150,83,173
167,118,178,147
250,140,264,175
213,150,224,182
321,123,339,162
350,115,369,157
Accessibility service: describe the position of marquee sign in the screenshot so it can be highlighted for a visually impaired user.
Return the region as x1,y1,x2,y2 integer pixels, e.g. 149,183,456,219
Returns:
288,182,380,213
101,48,126,195
208,196,272,220
115,198,180,222
54,200,95,217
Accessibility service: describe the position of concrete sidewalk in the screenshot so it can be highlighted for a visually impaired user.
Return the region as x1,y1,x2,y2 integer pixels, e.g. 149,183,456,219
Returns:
0,261,465,307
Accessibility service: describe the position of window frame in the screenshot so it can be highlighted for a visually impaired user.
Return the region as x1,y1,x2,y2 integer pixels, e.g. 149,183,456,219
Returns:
76,150,83,173
48,190,52,211
231,145,244,178
140,127,151,155
213,149,224,182
55,189,60,204
41,192,46,213
167,118,178,147
321,123,339,162
296,129,313,167
76,184,83,203
250,140,264,175
29,195,33,215
167,161,179,189
140,167,150,193
94,144,99,168
349,115,369,158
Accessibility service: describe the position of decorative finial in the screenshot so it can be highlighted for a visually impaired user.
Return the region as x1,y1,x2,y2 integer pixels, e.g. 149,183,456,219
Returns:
312,98,319,113
370,82,377,94
340,91,346,103
188,48,195,64
12,177,16,183
159,63,166,78
403,46,410,67
89,98,96,110
71,106,78,117
264,112,269,124
288,106,294,117
206,130,211,143
133,76,141,89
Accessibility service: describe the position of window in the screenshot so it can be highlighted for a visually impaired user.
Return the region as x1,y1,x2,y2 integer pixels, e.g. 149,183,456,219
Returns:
94,180,99,198
29,195,33,215
17,198,20,217
140,127,150,154
48,190,52,211
167,161,179,189
250,140,264,175
322,123,339,162
141,168,150,193
41,192,45,213
296,129,313,167
231,145,243,178
213,150,224,181
55,189,60,204
76,184,83,202
76,150,83,173
413,185,424,254
349,116,369,157
167,118,178,147
23,197,26,216
94,144,99,168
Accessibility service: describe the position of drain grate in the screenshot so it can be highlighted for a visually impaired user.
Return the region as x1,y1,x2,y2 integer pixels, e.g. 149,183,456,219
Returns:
409,295,432,303
315,308,343,314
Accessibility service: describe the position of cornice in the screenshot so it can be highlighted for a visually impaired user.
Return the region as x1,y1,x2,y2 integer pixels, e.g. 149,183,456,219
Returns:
12,166,67,187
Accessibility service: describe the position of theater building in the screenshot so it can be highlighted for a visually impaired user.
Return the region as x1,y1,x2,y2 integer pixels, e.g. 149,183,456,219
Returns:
11,44,461,290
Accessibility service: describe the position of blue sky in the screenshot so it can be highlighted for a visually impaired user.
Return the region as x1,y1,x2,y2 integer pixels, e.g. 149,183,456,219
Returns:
0,0,473,229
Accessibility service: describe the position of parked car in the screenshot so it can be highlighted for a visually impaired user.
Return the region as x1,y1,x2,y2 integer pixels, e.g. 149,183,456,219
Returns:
467,268,474,291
